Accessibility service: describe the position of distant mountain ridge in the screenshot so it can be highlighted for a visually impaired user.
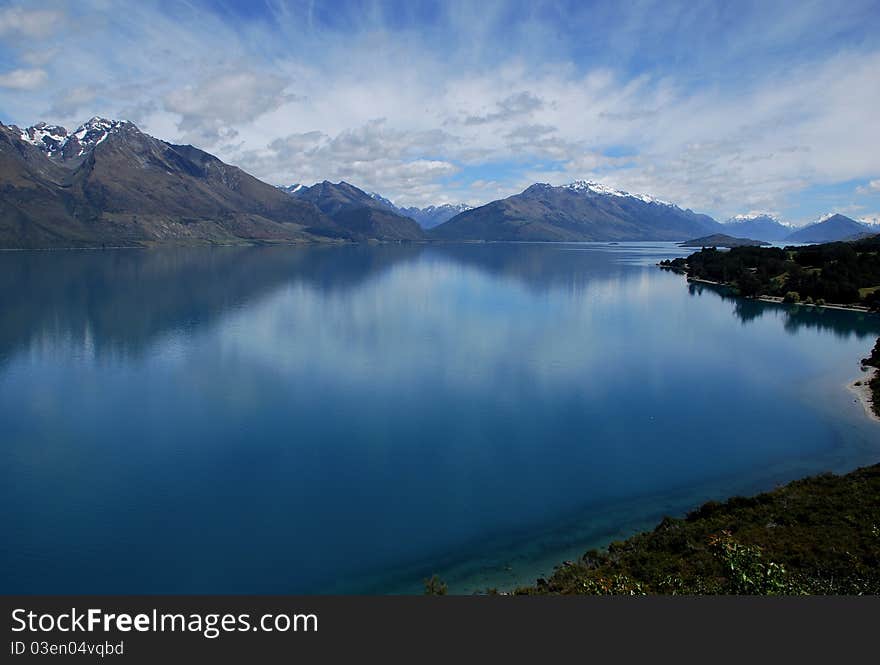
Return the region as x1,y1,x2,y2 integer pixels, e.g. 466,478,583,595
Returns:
366,192,472,229
721,212,873,243
722,213,792,242
785,214,869,243
430,180,723,241
285,181,425,241
0,117,342,248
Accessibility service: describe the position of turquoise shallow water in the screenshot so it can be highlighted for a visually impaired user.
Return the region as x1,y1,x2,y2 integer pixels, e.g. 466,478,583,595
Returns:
1,242,878,593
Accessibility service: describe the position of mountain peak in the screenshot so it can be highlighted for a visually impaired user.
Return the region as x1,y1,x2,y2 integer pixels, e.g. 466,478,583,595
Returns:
71,117,131,154
19,122,69,157
721,212,791,241
17,116,134,161
785,213,866,243
524,180,674,207
285,180,424,240
815,212,853,224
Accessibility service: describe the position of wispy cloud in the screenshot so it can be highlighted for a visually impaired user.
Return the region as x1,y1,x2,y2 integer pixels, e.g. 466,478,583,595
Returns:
0,67,47,89
462,91,544,125
0,6,62,38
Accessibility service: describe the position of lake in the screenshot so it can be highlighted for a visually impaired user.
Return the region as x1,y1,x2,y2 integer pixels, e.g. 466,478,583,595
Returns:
1,242,879,594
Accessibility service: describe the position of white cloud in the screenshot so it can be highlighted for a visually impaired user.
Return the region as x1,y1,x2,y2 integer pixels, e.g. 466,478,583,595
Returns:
233,120,459,204
0,68,48,90
0,7,62,38
856,179,880,195
164,71,301,146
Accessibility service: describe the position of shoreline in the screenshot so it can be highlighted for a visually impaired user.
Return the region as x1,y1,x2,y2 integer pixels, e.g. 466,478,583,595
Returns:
672,271,875,313
848,367,880,423
682,269,880,424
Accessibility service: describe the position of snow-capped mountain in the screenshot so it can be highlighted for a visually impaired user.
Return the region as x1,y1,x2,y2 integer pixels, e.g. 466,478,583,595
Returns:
722,212,792,242
278,183,306,195
367,192,473,228
18,116,131,162
0,117,338,248
730,212,781,222
431,180,722,241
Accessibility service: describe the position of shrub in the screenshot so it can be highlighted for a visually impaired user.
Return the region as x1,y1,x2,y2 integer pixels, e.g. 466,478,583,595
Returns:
708,531,791,595
423,574,448,595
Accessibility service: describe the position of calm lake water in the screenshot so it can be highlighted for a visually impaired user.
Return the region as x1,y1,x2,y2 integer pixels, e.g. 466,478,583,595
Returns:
2,242,879,594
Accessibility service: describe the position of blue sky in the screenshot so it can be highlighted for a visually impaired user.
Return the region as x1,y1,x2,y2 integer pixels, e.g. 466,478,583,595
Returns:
1,0,879,224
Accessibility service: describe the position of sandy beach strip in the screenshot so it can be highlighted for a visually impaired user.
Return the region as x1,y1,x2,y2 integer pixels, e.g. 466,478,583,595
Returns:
848,366,879,423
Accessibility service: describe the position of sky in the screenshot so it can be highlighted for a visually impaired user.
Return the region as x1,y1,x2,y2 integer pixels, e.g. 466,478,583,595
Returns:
1,0,879,224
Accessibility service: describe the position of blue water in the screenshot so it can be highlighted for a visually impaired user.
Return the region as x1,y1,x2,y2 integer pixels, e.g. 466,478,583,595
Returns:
1,242,878,594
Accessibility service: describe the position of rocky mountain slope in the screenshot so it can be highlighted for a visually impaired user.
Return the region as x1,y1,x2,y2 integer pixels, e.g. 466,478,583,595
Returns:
0,117,343,248
430,181,722,241
785,214,869,243
286,181,425,241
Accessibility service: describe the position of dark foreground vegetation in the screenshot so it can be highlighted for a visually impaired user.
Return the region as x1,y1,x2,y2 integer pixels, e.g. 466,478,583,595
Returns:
514,464,880,595
660,234,880,307
862,338,880,417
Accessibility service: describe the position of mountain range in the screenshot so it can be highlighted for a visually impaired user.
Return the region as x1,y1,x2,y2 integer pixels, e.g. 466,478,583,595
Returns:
1,116,876,248
367,192,472,229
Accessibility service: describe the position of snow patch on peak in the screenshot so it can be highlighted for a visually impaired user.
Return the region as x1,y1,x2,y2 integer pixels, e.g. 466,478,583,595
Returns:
369,193,471,215
816,212,836,223
71,117,128,155
562,180,672,206
731,211,780,222
368,191,395,208
18,117,132,160
19,122,68,156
